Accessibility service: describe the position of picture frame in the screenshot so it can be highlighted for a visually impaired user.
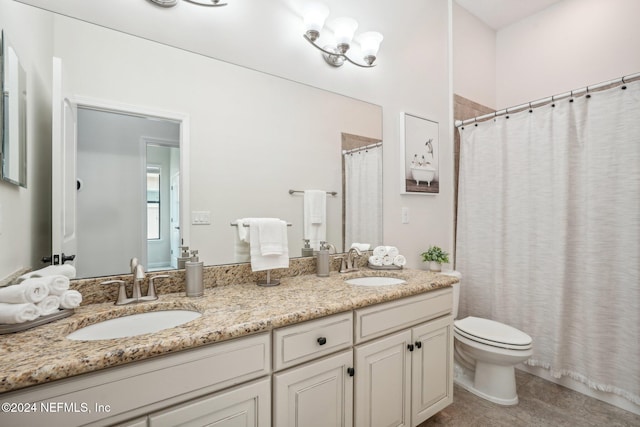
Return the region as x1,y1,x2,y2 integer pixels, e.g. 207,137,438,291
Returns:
400,112,439,195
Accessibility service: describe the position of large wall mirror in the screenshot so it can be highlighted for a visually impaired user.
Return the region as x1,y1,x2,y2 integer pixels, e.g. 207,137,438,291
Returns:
0,29,28,187
3,1,383,280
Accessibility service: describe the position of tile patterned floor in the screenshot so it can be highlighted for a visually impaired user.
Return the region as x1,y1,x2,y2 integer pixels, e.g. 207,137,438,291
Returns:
420,370,640,427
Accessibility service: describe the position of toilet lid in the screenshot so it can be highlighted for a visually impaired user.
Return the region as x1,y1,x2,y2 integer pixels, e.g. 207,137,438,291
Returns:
454,316,532,349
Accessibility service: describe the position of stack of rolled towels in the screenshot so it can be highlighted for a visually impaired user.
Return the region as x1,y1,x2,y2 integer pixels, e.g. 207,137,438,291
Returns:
0,275,82,324
368,246,407,268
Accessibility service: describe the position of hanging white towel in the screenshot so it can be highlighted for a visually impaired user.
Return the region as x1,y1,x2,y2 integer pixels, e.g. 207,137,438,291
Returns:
258,219,288,256
233,218,252,263
0,302,40,324
37,295,61,316
17,264,76,282
304,190,327,250
350,243,371,251
59,290,83,309
0,279,49,304
249,218,289,272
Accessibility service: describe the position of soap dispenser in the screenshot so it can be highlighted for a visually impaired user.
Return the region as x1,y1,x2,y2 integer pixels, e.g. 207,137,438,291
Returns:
185,250,204,297
316,241,330,277
301,239,314,257
178,246,191,269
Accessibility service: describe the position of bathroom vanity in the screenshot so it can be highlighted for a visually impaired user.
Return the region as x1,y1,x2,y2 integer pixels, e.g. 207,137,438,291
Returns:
0,269,456,427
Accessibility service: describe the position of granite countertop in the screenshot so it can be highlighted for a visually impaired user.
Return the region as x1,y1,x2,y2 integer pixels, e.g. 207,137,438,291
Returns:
0,268,457,394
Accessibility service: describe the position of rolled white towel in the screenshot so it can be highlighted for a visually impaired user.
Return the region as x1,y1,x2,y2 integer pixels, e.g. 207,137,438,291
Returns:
0,302,40,324
37,295,61,316
59,290,83,309
368,255,383,266
373,246,387,257
393,254,407,267
382,255,394,266
0,279,49,304
17,264,76,282
385,246,400,258
45,275,70,296
351,243,371,251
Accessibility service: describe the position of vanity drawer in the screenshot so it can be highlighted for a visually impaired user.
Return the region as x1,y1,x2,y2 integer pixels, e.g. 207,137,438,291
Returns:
354,288,452,344
273,312,353,371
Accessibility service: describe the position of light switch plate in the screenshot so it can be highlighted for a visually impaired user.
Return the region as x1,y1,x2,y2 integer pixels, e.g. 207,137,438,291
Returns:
191,211,211,225
401,207,409,224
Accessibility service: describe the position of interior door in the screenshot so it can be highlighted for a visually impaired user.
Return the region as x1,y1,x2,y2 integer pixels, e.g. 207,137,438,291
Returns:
50,56,77,267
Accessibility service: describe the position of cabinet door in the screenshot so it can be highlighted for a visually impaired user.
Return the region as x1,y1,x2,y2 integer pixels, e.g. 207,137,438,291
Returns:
148,377,270,427
273,350,353,427
354,330,412,427
411,316,453,425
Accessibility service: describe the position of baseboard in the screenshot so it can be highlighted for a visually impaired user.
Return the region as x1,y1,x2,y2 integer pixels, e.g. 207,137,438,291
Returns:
517,364,640,416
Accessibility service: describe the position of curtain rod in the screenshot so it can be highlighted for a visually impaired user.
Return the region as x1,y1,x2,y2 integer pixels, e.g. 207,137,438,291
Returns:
455,71,640,128
342,142,382,155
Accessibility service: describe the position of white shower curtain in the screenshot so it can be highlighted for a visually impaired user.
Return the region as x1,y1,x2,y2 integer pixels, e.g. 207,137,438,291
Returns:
456,80,640,405
344,145,382,249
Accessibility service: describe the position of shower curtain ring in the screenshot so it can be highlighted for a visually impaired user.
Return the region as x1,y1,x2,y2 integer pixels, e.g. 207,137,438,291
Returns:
528,102,533,113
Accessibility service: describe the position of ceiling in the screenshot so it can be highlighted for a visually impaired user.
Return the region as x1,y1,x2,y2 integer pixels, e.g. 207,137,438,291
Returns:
455,0,564,30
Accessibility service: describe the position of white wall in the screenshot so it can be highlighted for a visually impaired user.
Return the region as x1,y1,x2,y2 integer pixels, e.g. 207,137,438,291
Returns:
496,0,640,108
0,0,52,280
452,2,497,109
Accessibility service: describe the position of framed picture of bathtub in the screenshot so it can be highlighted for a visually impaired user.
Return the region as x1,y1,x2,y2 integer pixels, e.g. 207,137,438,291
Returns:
400,112,439,195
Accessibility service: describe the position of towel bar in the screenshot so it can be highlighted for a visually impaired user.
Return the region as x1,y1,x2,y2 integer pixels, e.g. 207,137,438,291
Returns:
230,222,292,227
289,189,337,196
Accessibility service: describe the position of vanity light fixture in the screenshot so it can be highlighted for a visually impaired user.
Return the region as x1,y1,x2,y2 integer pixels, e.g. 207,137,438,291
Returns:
302,2,383,68
148,0,227,7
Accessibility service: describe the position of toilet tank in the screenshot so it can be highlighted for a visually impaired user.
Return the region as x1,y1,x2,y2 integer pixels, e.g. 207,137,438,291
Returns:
440,270,461,319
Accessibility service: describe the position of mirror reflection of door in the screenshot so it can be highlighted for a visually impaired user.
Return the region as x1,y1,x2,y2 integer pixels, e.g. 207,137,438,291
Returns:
75,108,180,278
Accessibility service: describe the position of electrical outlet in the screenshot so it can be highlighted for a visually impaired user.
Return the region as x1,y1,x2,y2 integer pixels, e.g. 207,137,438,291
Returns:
191,211,211,225
401,207,409,224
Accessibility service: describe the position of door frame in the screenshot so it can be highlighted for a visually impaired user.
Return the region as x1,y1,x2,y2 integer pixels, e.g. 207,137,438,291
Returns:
65,95,190,262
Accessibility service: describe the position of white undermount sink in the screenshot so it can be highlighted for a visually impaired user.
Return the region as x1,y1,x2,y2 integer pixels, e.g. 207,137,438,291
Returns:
66,310,202,341
344,276,407,286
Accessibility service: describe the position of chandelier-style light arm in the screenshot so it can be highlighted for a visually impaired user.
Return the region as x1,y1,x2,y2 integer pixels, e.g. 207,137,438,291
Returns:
183,0,227,6
303,34,375,68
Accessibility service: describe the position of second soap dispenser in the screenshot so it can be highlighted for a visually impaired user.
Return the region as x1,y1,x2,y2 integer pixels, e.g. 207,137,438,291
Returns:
185,250,204,297
316,241,330,277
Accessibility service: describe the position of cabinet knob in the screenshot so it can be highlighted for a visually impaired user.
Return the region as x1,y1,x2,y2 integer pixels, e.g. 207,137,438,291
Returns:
317,337,327,345
347,367,355,377
415,341,422,349
407,343,414,352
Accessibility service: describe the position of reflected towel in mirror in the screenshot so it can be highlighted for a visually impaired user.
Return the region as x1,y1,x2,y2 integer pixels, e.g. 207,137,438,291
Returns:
304,190,327,250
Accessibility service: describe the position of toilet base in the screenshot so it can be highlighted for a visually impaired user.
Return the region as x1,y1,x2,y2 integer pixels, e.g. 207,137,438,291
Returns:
454,361,519,406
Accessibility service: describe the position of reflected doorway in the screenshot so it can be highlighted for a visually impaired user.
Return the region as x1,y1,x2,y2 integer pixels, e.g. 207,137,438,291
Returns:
76,107,180,278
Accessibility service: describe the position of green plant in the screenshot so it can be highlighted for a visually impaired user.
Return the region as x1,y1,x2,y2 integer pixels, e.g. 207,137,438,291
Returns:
421,246,449,264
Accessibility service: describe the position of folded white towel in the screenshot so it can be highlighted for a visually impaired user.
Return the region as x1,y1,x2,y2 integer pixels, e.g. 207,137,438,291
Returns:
59,290,83,309
0,302,40,324
351,243,371,251
385,246,400,258
258,219,288,256
37,295,61,316
0,279,49,304
368,255,383,266
17,264,76,282
382,255,394,266
304,190,327,250
44,275,70,296
249,219,289,272
373,246,387,258
393,254,407,267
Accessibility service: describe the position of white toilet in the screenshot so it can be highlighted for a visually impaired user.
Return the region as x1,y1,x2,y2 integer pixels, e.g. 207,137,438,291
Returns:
443,271,533,405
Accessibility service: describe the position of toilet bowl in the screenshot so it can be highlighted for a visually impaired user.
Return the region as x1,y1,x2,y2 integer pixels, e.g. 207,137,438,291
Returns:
442,271,533,405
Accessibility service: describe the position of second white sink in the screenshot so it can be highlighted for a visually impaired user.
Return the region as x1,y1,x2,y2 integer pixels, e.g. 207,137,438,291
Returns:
66,310,202,341
345,276,406,286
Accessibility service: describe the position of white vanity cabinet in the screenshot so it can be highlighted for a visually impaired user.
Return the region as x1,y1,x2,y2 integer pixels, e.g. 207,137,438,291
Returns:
354,288,453,427
0,333,271,427
272,312,354,427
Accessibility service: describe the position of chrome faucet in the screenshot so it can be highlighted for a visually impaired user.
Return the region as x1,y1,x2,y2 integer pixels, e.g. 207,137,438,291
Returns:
101,258,168,305
340,247,362,273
